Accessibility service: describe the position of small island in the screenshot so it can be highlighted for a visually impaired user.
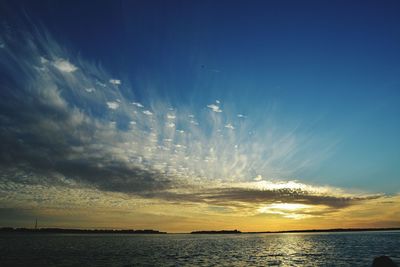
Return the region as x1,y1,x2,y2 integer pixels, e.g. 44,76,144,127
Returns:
191,229,241,234
0,227,167,234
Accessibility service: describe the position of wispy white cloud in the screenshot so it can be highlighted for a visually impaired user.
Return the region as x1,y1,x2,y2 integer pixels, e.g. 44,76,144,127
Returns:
207,104,222,113
52,58,77,72
132,102,144,108
85,87,95,93
167,114,176,119
96,80,106,87
109,79,121,85
224,123,235,130
254,175,263,181
106,101,120,110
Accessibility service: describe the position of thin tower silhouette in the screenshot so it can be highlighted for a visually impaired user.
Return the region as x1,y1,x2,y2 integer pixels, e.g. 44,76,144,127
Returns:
34,218,37,230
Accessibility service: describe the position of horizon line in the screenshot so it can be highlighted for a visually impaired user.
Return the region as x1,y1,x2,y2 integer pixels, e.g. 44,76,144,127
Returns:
2,226,400,235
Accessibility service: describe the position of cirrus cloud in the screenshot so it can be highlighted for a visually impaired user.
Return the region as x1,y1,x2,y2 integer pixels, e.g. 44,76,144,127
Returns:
0,18,386,224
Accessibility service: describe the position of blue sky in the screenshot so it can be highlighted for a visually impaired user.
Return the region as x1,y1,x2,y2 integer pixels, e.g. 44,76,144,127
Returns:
24,0,400,192
1,0,400,229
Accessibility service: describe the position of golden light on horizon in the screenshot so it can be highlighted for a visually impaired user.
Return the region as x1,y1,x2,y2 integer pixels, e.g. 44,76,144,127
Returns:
258,203,313,219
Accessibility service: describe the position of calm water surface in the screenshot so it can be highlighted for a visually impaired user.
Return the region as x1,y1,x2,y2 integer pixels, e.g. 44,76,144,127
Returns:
1,231,399,266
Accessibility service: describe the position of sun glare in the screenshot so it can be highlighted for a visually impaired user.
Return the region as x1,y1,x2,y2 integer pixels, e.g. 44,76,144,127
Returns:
268,203,310,211
258,203,312,219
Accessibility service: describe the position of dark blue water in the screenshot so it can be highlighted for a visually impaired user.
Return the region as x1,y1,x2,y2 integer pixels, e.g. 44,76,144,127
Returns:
1,231,399,266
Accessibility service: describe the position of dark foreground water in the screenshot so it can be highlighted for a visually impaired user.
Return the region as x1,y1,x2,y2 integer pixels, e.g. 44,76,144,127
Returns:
1,231,399,266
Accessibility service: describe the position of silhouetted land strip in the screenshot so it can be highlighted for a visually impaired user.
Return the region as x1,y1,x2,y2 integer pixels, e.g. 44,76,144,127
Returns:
246,227,400,234
0,227,166,234
190,228,400,234
1,227,399,234
191,229,241,234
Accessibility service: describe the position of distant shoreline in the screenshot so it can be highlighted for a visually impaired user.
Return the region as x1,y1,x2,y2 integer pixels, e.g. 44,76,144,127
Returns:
191,230,241,234
0,227,167,234
1,227,399,235
191,228,400,234
244,227,400,234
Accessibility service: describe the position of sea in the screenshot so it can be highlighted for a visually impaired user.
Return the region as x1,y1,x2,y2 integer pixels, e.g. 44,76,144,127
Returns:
1,231,399,266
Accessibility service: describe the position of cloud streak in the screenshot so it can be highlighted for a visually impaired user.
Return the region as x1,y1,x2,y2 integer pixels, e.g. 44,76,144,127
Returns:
207,103,222,113
52,58,78,73
147,181,381,211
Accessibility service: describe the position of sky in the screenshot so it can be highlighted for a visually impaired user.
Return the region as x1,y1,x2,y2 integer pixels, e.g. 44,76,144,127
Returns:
0,0,399,232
